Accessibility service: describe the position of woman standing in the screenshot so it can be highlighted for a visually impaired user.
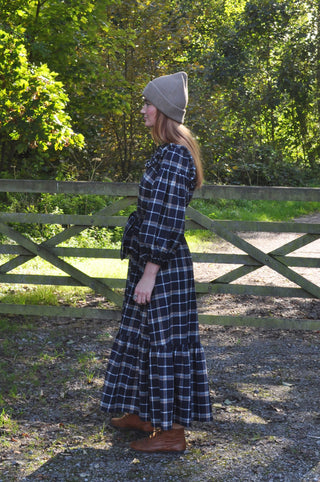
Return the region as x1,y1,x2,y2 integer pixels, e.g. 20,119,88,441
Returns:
101,72,212,452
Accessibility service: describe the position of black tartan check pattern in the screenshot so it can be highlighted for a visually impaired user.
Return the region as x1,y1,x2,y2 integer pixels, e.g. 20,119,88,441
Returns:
101,144,213,430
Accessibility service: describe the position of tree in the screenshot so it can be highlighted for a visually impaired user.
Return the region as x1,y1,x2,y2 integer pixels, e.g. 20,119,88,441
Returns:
1,0,319,184
201,0,320,184
0,29,84,177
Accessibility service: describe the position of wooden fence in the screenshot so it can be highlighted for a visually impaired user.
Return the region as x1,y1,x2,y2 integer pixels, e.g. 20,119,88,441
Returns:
0,180,319,329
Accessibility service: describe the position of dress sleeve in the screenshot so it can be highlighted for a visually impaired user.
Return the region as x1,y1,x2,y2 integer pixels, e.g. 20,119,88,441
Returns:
139,146,192,267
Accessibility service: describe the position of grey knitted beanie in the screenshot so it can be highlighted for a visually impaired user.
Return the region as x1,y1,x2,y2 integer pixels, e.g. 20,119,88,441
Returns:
143,71,188,124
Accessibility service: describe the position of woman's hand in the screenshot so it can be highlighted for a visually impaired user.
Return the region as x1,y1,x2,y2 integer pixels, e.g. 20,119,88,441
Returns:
134,262,160,304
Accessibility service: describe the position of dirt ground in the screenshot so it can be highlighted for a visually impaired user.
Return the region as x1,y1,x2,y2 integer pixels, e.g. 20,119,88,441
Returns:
0,214,319,481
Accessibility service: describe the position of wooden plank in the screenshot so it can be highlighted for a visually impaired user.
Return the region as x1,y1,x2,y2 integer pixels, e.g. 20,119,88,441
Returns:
0,213,128,227
187,219,320,233
0,180,139,196
195,185,320,202
198,314,320,330
191,253,259,264
274,256,320,268
212,265,259,284
57,182,138,196
0,303,319,330
0,180,60,194
2,180,320,201
0,246,121,259
0,245,121,258
0,245,28,255
0,273,310,297
0,274,126,288
2,213,320,234
194,251,320,268
0,303,122,320
197,282,312,298
47,248,121,259
0,245,318,268
186,219,209,230
0,221,124,307
201,220,320,234
186,206,320,298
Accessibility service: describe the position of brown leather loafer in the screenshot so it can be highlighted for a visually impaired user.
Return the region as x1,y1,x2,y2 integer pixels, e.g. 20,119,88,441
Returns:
111,413,154,432
130,423,186,452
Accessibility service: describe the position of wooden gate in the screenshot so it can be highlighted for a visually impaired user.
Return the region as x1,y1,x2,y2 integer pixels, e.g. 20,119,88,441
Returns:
0,180,319,329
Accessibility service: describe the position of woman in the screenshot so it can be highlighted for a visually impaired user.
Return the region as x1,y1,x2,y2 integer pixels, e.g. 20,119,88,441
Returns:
101,72,212,452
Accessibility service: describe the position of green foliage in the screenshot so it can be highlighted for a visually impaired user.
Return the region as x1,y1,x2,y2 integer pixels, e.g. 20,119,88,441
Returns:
38,193,107,215
201,0,320,180
205,144,313,186
0,0,320,185
1,285,60,306
1,191,124,247
20,0,134,181
0,28,84,176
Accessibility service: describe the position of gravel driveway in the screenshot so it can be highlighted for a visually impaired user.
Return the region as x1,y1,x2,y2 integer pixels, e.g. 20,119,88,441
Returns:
1,214,319,482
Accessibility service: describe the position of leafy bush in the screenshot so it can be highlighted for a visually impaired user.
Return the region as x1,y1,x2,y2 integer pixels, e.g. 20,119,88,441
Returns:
0,192,128,247
0,29,84,177
204,143,316,186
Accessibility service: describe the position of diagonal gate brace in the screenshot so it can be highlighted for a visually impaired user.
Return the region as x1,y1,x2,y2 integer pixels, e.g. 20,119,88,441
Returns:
214,234,319,285
186,206,320,299
0,221,123,307
0,197,136,275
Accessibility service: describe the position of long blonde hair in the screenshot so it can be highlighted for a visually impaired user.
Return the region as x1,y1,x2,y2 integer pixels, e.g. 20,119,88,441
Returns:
151,111,204,188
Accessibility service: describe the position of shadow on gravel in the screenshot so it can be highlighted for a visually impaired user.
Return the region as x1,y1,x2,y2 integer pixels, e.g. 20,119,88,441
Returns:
2,316,320,481
21,444,194,482
20,432,320,482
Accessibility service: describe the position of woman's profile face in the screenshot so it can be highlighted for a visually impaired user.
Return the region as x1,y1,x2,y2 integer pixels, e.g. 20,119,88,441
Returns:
141,100,157,128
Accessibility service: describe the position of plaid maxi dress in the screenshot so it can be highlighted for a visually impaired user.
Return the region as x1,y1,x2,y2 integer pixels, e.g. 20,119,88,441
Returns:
101,143,213,430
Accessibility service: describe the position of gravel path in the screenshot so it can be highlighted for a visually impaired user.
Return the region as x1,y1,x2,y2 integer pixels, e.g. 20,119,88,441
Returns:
1,214,319,482
0,315,319,481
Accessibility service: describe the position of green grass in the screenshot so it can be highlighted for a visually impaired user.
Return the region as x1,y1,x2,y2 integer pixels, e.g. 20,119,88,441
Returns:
0,317,34,333
0,408,19,440
190,198,320,222
0,256,129,307
186,199,320,251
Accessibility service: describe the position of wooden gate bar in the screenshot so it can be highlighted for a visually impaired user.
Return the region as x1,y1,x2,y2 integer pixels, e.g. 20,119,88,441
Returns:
0,303,122,321
0,274,126,289
198,314,320,330
205,220,320,233
197,283,312,298
274,256,320,267
2,180,320,201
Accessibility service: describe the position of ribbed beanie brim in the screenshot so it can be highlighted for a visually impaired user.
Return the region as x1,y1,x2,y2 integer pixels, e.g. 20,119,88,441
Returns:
143,72,188,124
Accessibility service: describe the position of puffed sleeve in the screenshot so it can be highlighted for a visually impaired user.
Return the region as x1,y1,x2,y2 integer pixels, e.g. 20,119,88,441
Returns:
138,145,194,267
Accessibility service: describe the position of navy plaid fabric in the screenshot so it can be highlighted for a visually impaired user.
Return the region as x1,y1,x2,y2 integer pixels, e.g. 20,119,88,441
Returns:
101,144,213,430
